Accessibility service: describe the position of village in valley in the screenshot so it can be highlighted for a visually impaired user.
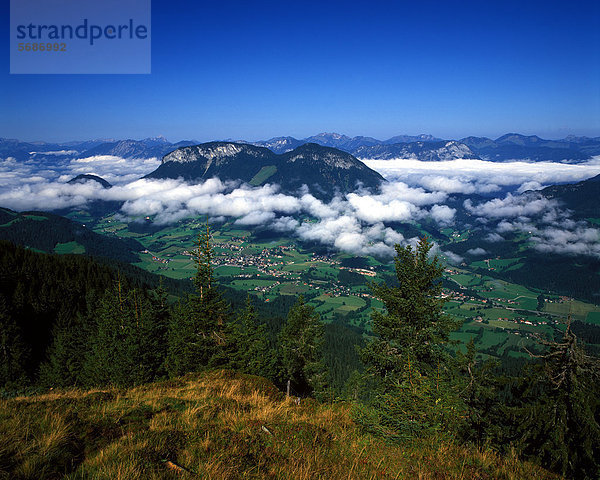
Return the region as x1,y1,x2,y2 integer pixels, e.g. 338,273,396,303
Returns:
88,213,600,360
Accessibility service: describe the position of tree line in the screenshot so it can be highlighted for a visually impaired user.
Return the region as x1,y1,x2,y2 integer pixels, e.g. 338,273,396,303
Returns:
0,231,331,399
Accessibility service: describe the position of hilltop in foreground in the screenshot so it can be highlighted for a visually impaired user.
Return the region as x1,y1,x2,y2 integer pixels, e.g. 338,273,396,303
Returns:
0,370,556,480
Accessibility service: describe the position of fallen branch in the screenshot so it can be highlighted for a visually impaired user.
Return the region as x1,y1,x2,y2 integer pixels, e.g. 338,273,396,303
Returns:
163,459,195,475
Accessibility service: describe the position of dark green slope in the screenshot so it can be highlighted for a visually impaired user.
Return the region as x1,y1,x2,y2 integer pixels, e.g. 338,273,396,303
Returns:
540,173,600,218
0,241,193,382
0,207,143,263
276,143,384,194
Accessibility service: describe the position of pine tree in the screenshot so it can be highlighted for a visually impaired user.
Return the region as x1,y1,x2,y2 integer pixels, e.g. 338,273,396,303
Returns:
0,294,29,388
456,337,500,443
357,237,462,438
361,237,459,378
165,300,195,376
166,224,229,374
279,295,325,396
516,317,600,478
227,296,276,378
138,284,170,379
38,308,90,388
84,281,165,387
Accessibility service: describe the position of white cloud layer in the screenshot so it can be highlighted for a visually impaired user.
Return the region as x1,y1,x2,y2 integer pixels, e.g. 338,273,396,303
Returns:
2,153,599,259
463,192,600,258
363,157,600,195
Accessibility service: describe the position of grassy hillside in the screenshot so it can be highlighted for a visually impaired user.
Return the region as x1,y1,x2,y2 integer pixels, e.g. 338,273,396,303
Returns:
0,370,557,480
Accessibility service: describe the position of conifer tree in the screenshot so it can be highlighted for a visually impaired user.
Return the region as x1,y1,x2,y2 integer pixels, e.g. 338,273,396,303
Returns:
357,237,462,438
38,308,89,388
138,284,170,379
227,296,276,378
516,318,600,478
84,282,166,386
0,294,29,388
165,300,195,376
361,237,459,378
456,337,500,443
166,223,229,374
279,295,325,396
84,283,139,386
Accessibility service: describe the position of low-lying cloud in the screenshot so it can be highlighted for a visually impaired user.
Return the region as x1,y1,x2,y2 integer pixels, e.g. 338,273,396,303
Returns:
463,192,600,258
2,153,599,259
363,157,600,195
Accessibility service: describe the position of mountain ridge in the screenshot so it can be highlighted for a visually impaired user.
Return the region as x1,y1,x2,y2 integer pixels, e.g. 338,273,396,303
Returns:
2,132,598,163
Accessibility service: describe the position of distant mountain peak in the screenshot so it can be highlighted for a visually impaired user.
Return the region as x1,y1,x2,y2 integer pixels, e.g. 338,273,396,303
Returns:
162,142,268,165
142,135,170,145
284,142,364,169
312,132,349,140
495,133,543,144
384,134,442,144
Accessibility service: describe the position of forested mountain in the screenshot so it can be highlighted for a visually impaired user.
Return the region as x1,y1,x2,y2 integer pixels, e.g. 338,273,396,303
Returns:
0,207,142,263
145,142,385,198
67,174,112,188
0,238,362,394
0,241,193,384
539,173,600,218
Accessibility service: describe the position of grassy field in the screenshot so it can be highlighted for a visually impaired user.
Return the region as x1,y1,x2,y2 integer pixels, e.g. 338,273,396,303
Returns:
54,241,86,254
543,299,600,322
471,257,523,271
587,312,600,325
277,283,310,295
249,165,278,185
0,370,557,480
312,294,366,315
232,279,277,289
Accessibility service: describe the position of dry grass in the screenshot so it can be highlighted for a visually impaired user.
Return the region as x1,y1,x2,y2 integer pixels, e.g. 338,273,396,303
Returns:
0,370,559,479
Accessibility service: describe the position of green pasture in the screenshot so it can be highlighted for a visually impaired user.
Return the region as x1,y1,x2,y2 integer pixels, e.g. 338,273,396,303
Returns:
215,265,244,276
470,257,523,271
22,214,47,221
231,279,277,289
543,299,600,322
314,294,365,308
450,274,482,287
586,312,600,325
54,241,85,254
277,283,310,295
249,165,278,185
0,218,21,227
219,229,251,238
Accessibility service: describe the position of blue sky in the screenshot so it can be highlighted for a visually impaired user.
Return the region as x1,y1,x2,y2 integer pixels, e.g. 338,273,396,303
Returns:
1,0,599,142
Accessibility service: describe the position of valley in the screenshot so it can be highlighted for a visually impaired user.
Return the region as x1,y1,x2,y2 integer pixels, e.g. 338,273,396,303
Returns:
63,210,600,363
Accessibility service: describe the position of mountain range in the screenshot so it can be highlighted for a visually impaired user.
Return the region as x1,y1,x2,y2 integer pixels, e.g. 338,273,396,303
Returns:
3,132,599,163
